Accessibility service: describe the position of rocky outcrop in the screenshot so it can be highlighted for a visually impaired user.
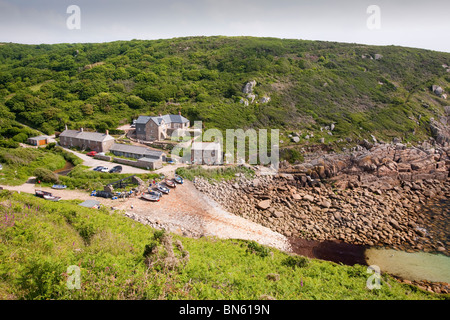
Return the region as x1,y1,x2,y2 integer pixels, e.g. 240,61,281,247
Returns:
374,54,383,60
192,138,450,256
280,141,450,190
432,85,444,97
194,173,450,256
430,111,450,146
239,98,249,106
243,80,257,94
260,96,271,104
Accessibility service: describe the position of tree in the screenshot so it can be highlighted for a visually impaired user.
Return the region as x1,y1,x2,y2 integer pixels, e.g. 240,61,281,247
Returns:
81,104,94,115
139,87,165,102
12,132,28,143
125,95,145,109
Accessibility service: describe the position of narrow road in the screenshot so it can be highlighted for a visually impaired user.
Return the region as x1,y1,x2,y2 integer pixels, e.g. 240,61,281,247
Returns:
64,148,149,174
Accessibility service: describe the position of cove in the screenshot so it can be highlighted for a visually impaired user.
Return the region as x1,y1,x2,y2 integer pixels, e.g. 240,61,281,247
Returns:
365,248,450,283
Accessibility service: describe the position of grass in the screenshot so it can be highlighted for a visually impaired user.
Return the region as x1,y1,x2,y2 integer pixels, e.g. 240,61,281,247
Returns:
57,165,160,191
176,165,255,182
0,190,443,300
0,147,67,186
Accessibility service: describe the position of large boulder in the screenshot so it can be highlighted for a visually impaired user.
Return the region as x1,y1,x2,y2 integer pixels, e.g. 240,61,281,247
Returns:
239,98,249,106
257,200,271,210
243,80,257,94
444,106,450,115
260,96,271,104
432,85,444,96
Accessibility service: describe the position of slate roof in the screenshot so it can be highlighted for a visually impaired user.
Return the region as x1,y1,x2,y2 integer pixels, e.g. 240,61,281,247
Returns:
135,114,189,127
150,116,165,126
162,114,189,124
60,130,114,142
109,143,164,158
136,116,152,125
79,200,101,208
28,136,48,141
138,157,159,163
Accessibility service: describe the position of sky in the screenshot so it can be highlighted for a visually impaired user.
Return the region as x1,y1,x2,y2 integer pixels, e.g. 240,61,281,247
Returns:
0,0,449,52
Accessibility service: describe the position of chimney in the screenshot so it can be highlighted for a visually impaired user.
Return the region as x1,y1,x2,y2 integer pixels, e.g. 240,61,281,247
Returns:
80,128,84,132
159,113,162,117
106,130,109,136
179,110,181,116
65,124,68,131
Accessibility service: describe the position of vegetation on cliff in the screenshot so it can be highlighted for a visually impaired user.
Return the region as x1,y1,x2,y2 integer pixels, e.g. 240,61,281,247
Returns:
1,37,449,147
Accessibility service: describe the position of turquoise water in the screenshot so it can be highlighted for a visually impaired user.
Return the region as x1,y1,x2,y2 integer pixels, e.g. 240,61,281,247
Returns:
365,248,450,283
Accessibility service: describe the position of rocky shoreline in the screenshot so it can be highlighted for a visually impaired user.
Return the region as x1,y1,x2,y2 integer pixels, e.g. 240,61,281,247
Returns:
192,138,450,293
194,174,449,256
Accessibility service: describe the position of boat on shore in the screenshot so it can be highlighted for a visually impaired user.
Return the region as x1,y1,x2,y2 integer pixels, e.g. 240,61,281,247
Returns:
35,190,53,198
155,184,170,194
141,193,160,202
164,179,176,188
52,184,67,190
174,175,184,184
43,194,61,202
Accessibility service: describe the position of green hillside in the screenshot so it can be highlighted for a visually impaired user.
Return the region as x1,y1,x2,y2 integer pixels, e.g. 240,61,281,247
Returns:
1,36,449,146
0,190,441,300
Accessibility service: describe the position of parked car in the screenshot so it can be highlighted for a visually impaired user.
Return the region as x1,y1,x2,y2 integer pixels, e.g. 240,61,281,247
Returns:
109,166,122,173
93,166,104,171
100,167,109,173
87,151,97,157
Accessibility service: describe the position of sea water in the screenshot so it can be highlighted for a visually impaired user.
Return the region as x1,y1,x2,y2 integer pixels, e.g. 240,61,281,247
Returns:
365,248,450,283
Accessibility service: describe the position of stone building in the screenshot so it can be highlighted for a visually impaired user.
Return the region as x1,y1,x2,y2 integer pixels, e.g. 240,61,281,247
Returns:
27,136,49,146
109,143,165,161
191,142,222,165
59,128,115,153
109,143,166,170
135,112,190,142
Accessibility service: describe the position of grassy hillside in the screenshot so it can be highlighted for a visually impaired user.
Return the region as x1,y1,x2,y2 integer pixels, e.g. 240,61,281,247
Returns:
0,37,449,147
0,190,443,300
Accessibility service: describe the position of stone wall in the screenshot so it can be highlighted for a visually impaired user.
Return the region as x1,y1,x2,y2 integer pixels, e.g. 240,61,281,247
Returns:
94,155,112,161
112,157,161,170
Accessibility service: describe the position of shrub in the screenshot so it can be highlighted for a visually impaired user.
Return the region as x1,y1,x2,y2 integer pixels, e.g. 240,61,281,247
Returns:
282,255,310,269
280,148,304,164
12,132,28,143
34,167,60,184
176,165,254,182
45,142,57,150
246,241,270,258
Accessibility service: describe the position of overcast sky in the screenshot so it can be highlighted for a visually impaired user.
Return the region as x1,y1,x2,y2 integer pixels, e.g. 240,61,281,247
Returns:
1,0,449,52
